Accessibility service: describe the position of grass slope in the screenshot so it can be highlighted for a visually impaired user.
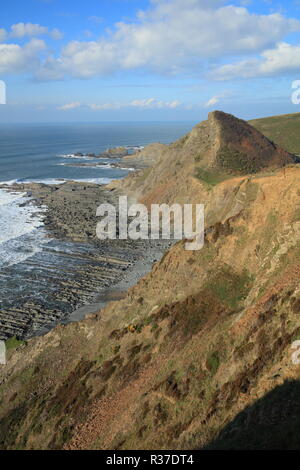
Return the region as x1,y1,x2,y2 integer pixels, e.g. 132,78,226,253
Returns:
250,113,300,156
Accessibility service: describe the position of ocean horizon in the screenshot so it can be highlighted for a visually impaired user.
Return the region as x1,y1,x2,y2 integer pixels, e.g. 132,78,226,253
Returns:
0,121,195,185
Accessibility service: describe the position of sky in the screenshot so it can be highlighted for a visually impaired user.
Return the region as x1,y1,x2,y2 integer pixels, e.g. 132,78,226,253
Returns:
1,0,300,122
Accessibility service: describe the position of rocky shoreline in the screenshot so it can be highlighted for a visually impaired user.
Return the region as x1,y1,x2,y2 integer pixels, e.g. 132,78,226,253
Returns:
0,180,170,340
67,145,144,160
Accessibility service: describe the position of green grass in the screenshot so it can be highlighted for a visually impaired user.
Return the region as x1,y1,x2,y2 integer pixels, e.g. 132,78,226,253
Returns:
250,113,300,155
205,267,253,310
206,352,220,375
217,146,260,173
5,336,25,350
195,168,230,186
293,208,300,222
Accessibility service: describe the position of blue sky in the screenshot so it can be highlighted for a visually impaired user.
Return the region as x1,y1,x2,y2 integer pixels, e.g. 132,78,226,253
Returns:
1,0,300,122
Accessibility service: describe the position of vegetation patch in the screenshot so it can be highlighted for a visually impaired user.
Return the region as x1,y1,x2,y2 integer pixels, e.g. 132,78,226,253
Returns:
206,352,220,375
195,168,229,186
293,208,300,222
205,266,253,310
251,113,300,155
5,336,25,350
217,146,259,174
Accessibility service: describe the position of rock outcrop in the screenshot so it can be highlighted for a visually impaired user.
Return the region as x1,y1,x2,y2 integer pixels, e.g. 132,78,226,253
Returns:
111,110,296,207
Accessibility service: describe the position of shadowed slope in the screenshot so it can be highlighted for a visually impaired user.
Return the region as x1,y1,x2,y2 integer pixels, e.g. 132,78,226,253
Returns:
206,380,300,450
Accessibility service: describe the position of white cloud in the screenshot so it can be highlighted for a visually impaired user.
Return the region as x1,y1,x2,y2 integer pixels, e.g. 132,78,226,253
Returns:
1,1,299,82
57,99,181,111
203,91,229,107
36,0,300,80
89,98,181,110
214,42,300,80
89,103,121,110
36,56,65,80
130,98,181,108
0,39,46,75
8,22,63,40
58,102,81,110
51,28,64,40
204,96,221,107
10,23,48,38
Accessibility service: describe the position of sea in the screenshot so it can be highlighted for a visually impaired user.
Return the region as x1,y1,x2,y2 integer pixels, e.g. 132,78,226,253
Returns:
0,121,194,338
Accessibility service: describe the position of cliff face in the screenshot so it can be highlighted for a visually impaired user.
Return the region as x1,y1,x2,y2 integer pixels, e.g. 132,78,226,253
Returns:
0,113,300,450
112,111,295,207
209,111,294,172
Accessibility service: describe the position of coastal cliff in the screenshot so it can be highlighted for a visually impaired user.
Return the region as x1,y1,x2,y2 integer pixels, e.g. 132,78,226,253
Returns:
0,112,300,450
111,110,295,206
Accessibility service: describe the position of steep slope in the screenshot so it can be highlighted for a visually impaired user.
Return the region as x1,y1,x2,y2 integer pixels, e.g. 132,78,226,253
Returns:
112,111,295,207
250,112,300,156
0,112,299,450
210,111,294,172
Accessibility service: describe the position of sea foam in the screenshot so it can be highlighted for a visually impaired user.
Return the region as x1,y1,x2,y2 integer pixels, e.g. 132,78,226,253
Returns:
0,177,113,186
0,189,48,268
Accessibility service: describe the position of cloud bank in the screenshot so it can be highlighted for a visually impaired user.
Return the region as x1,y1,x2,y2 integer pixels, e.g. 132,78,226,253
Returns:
58,98,182,111
36,0,300,80
1,1,300,81
0,39,46,75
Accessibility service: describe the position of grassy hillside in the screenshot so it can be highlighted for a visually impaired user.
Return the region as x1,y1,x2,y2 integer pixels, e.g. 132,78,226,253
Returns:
250,113,300,156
